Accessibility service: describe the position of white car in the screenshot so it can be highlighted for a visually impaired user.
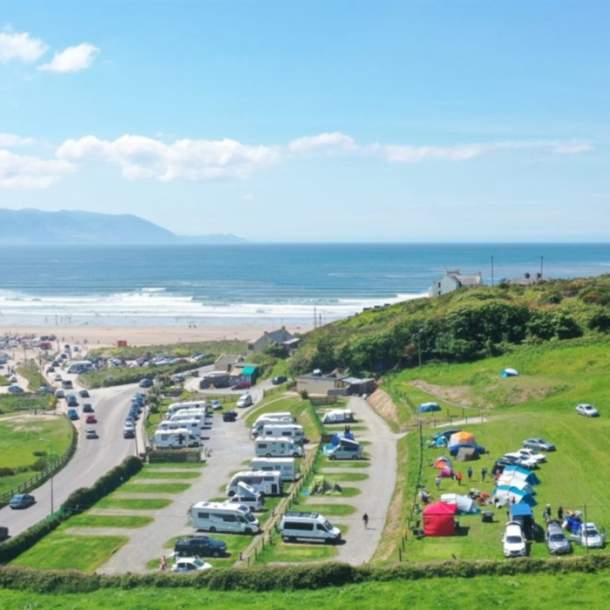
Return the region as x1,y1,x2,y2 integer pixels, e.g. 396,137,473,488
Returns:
576,404,599,417
236,394,253,409
506,448,546,464
503,453,538,469
570,523,606,549
171,556,213,573
502,521,527,558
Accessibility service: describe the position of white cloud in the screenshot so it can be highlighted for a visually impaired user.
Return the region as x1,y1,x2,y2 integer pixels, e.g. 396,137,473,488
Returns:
56,134,279,181
0,31,47,63
289,132,356,153
0,133,34,148
0,149,73,189
40,43,99,73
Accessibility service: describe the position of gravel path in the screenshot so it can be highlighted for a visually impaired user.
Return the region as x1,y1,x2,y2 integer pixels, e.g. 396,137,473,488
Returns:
98,413,252,574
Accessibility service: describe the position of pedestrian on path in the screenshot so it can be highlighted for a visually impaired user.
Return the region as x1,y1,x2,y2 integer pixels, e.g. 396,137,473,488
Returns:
160,555,168,571
362,513,369,529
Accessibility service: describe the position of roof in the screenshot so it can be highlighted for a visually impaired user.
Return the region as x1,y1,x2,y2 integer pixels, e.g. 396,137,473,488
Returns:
511,503,533,518
264,327,295,343
342,376,374,385
444,270,482,287
241,366,258,376
423,501,458,516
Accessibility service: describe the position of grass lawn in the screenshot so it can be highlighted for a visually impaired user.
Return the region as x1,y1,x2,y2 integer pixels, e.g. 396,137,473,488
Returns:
135,469,201,480
256,533,338,563
380,337,610,563
145,462,204,469
62,514,153,528
120,481,191,494
12,533,128,572
318,472,369,482
318,457,370,469
0,394,56,415
95,497,171,510
291,502,356,517
3,569,610,609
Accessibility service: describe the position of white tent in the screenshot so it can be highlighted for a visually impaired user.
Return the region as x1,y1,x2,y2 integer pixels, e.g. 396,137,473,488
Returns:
440,493,478,514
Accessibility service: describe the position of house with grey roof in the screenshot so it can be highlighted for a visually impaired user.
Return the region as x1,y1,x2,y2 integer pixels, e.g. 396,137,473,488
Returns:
249,327,300,353
429,269,483,297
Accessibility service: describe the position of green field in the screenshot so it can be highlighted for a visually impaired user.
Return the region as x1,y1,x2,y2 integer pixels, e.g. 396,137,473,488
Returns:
379,337,610,562
3,570,610,609
95,497,172,510
135,468,202,480
0,414,73,496
89,340,248,360
63,514,153,528
0,394,55,415
12,533,128,572
120,481,191,494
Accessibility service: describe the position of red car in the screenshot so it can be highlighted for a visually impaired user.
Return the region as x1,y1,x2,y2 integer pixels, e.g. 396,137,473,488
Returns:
85,415,97,424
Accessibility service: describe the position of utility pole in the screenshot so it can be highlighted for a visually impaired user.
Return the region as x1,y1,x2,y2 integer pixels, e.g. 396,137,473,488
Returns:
50,475,54,515
490,256,495,287
313,306,317,330
540,256,544,279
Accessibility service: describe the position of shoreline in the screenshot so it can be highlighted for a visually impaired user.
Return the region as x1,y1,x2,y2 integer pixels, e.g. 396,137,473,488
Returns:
0,323,312,347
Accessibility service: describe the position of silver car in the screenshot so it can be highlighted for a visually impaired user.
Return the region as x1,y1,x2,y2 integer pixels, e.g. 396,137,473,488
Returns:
546,521,571,555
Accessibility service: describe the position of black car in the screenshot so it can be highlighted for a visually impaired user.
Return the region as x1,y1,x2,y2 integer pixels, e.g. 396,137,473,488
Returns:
123,427,135,439
272,375,287,385
223,410,238,422
79,389,90,398
83,403,94,413
139,378,153,388
174,535,227,558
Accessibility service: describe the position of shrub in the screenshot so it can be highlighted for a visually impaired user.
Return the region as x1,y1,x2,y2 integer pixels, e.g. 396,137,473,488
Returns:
148,449,201,463
588,310,610,333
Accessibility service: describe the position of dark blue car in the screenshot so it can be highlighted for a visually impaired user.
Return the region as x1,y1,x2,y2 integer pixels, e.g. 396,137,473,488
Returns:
9,493,35,509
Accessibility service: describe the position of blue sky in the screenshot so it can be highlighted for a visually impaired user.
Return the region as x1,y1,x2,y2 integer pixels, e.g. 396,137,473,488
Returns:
1,0,609,241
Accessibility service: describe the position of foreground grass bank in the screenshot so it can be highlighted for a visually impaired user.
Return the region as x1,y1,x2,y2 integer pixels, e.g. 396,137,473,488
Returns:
2,569,610,609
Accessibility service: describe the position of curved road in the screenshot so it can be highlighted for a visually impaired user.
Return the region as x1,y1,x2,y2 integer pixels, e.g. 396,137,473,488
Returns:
0,382,139,537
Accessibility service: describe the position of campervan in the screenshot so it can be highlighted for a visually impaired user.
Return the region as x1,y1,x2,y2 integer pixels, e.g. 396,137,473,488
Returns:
260,423,305,444
226,470,283,497
251,412,296,436
250,457,298,481
169,410,208,425
255,437,304,458
322,409,354,425
225,482,264,511
279,511,342,544
153,428,201,449
158,419,202,438
325,437,363,460
191,501,260,534
167,401,209,417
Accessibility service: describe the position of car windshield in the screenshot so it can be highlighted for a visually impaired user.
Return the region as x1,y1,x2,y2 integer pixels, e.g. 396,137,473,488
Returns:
506,535,523,544
245,513,255,522
323,520,333,531
585,528,599,537
549,534,565,542
193,558,204,567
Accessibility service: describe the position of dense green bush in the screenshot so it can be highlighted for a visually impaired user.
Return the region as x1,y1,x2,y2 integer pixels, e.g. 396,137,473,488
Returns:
148,449,201,463
588,310,610,332
80,361,202,389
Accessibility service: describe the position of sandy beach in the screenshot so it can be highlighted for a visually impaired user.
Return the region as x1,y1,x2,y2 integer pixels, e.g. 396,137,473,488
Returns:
0,323,311,347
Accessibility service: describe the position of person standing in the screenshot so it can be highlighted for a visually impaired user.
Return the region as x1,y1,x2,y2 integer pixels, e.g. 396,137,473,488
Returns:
455,471,463,486
481,467,488,482
558,506,564,521
467,466,473,481
362,513,369,529
435,476,441,490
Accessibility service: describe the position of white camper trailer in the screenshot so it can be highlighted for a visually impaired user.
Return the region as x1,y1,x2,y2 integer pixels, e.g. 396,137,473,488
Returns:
158,419,202,437
191,501,260,534
153,428,201,449
322,409,355,424
250,457,298,481
169,410,208,425
226,470,283,497
255,437,304,458
260,423,305,444
167,401,209,416
251,413,296,436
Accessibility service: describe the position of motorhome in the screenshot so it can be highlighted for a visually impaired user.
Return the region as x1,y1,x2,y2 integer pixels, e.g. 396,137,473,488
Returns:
260,423,305,444
324,437,363,460
169,410,208,425
226,470,283,497
191,501,260,534
278,511,342,544
250,457,298,481
255,437,304,458
153,428,201,449
251,414,295,436
158,419,202,437
167,401,209,416
322,409,355,425
225,482,264,511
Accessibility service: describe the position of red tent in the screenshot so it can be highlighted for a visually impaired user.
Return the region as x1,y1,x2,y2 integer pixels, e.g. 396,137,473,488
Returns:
423,502,457,536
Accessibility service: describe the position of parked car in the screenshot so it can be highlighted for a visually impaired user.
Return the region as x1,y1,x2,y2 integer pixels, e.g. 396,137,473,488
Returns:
67,408,79,420
66,395,79,408
576,403,599,417
79,389,90,398
232,381,251,391
210,400,222,410
139,378,153,388
55,389,65,399
82,403,94,413
7,384,24,395
123,427,135,439
279,511,342,544
223,410,238,422
504,449,545,464
501,453,538,469
46,366,55,374
9,493,35,510
523,438,556,452
545,521,572,555
85,427,98,439
86,414,97,424
54,374,63,382
236,394,253,409
61,380,73,390
171,556,212,573
502,521,527,558
569,522,606,548
174,535,227,558
272,375,287,385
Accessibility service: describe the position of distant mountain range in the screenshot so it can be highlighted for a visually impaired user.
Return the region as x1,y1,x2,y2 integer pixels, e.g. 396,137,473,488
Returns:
0,209,245,245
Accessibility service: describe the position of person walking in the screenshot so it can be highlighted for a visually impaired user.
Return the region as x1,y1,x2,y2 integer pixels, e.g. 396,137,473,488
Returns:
362,513,369,529
434,476,441,490
557,506,564,521
467,466,473,481
481,467,488,482
455,471,463,486
160,555,168,571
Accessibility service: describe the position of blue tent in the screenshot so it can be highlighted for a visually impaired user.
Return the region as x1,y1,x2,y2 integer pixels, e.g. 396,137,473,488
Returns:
501,368,519,378
510,503,533,519
419,402,441,413
493,485,537,507
503,465,540,485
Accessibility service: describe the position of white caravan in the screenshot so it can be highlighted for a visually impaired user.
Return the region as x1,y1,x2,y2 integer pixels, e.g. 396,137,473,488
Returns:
322,409,355,424
153,428,201,449
191,501,260,534
167,401,209,416
250,457,298,481
251,412,296,435
255,437,304,458
279,511,342,544
260,423,305,444
169,410,208,425
226,470,283,497
157,419,202,437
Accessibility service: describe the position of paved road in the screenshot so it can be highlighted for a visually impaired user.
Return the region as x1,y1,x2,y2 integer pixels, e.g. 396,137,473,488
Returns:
0,382,139,537
319,396,400,565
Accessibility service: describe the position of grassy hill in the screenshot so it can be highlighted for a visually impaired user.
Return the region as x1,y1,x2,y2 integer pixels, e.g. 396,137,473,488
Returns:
290,274,610,376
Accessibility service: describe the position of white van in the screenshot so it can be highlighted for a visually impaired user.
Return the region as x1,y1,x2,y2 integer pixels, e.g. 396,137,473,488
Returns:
153,428,201,449
260,423,305,444
158,419,202,437
325,438,363,460
279,511,342,544
168,401,209,416
191,501,260,534
250,457,298,481
255,437,303,458
322,409,355,424
226,470,283,497
225,482,264,511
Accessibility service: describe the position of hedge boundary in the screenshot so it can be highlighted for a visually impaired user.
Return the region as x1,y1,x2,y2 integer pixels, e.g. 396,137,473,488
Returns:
0,456,142,564
1,556,610,594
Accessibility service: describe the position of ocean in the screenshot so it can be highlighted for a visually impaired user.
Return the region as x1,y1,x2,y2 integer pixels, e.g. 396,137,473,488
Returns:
0,243,608,327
